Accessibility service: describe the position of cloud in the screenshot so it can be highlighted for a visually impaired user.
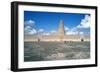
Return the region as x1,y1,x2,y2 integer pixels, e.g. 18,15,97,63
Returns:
24,25,37,34
37,29,57,35
79,32,84,35
50,30,56,34
65,28,84,35
44,30,57,35
65,26,84,35
64,26,69,31
64,26,76,35
24,26,31,31
24,20,37,35
38,29,44,33
66,31,78,35
24,20,35,27
77,15,90,28
28,29,37,34
43,32,51,35
65,15,90,35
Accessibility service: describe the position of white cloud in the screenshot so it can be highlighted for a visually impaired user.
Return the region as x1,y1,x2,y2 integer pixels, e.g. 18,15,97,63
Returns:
65,15,90,35
79,32,84,35
77,15,91,28
38,29,44,33
37,29,57,35
66,28,84,35
28,29,37,34
25,20,35,26
28,20,35,23
64,26,69,31
50,30,56,34
24,26,37,35
24,20,37,35
64,26,77,35
66,31,84,35
65,26,84,35
66,30,78,35
43,32,50,35
24,26,31,31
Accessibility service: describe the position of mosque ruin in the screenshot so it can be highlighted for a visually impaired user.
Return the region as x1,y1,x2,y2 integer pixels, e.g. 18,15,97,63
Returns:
24,20,90,42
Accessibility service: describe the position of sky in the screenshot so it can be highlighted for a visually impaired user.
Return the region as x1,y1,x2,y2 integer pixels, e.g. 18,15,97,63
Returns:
24,11,90,35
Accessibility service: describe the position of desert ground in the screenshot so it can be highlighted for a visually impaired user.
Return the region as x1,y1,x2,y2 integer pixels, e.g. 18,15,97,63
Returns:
24,41,90,62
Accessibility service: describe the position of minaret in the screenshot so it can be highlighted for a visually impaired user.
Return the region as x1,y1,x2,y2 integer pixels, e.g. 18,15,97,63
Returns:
58,20,65,37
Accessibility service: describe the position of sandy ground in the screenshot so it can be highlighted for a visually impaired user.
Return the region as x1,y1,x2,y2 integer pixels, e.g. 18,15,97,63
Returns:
24,41,90,62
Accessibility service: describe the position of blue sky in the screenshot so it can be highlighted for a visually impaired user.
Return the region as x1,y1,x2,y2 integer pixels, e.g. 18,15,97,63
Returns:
24,11,90,35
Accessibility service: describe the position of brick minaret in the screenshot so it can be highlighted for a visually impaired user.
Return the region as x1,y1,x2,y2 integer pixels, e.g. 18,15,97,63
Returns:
58,20,65,37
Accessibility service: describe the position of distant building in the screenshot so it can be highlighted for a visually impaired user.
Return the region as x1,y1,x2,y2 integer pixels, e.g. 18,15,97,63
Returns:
24,20,90,42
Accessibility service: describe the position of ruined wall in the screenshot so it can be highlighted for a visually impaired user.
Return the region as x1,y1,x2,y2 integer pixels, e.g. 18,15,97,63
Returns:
24,35,90,42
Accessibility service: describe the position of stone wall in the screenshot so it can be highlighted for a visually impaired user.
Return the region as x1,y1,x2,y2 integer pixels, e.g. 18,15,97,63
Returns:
24,35,90,42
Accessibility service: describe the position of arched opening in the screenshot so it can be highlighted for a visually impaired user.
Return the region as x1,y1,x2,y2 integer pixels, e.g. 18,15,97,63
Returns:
81,38,84,42
37,38,40,42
